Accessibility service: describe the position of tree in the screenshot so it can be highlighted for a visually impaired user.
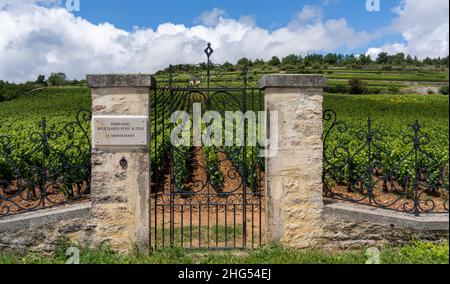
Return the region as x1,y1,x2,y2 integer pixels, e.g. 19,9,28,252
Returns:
324,54,338,65
304,54,324,66
253,59,265,66
268,56,281,66
48,73,67,86
343,54,358,66
441,56,449,66
237,57,252,66
359,54,372,65
376,52,389,64
392,53,406,66
423,57,433,65
36,75,46,84
406,55,414,65
222,61,234,71
282,54,300,66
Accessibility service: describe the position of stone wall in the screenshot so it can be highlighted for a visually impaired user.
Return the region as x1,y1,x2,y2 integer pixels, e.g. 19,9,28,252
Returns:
261,75,326,248
321,202,448,249
1,75,154,255
1,201,447,254
0,203,92,254
260,74,449,250
87,75,153,254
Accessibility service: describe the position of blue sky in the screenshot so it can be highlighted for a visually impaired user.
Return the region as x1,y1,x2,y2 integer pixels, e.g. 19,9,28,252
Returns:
76,0,400,34
71,0,405,55
0,0,448,82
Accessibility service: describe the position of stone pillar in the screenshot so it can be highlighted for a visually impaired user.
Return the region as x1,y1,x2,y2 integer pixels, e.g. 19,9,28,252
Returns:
86,74,154,254
260,75,326,248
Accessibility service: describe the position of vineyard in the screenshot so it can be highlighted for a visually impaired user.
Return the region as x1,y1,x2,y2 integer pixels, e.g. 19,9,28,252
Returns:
0,63,449,246
149,62,266,248
0,88,91,216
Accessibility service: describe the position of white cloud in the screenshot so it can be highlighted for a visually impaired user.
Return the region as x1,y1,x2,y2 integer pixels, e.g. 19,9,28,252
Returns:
293,5,323,24
194,8,226,27
366,0,449,59
366,43,407,58
0,3,374,82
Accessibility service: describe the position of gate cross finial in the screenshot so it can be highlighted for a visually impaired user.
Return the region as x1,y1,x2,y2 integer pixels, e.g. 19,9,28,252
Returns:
204,43,214,60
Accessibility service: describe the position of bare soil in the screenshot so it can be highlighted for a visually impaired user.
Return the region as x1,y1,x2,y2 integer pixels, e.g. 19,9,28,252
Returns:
0,181,90,216
326,178,448,213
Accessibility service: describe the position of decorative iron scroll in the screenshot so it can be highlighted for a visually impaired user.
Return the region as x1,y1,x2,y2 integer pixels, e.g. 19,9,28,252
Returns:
156,43,256,89
0,109,92,217
151,43,265,250
323,109,449,215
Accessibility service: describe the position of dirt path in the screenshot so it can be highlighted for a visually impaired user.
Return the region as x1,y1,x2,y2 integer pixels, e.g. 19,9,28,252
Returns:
152,147,266,248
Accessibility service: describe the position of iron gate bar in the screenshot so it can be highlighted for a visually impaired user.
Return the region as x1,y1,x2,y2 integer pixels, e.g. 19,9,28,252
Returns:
150,43,265,250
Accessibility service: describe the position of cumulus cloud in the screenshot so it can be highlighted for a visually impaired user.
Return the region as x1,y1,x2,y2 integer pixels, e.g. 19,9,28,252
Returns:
366,43,407,59
366,0,449,59
194,8,226,27
0,2,370,82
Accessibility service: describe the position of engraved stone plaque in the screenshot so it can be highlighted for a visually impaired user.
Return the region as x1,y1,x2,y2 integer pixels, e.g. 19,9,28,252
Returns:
93,116,148,146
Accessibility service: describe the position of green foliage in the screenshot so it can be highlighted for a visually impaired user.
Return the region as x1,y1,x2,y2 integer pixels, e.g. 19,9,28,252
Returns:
324,94,449,186
268,56,281,66
282,54,300,66
440,85,449,95
48,73,67,86
381,240,449,264
0,88,91,183
1,62,448,202
237,57,252,66
203,146,224,192
348,79,368,94
36,75,46,84
0,241,447,264
0,81,38,102
174,146,191,192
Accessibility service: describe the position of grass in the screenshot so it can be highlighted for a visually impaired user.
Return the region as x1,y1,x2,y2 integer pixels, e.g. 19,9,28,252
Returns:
0,241,447,264
153,225,245,246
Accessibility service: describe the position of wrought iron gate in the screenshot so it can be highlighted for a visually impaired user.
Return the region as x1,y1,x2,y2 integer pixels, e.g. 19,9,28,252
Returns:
150,44,265,249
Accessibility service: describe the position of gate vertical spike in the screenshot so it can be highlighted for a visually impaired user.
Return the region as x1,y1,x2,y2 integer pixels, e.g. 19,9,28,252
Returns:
151,43,266,250
168,64,175,247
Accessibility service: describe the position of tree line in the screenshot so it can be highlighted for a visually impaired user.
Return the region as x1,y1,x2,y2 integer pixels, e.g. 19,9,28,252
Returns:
158,52,449,74
233,52,449,68
0,73,84,102
1,52,449,102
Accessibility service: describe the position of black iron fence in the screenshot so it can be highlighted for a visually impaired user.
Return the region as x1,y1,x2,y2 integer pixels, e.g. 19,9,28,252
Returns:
323,109,449,215
0,109,91,217
1,105,448,219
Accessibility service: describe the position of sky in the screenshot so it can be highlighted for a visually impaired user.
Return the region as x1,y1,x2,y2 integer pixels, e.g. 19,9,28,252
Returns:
0,0,448,82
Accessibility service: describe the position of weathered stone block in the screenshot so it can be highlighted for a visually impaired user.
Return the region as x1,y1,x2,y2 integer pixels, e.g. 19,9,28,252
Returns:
261,74,325,249
87,74,153,255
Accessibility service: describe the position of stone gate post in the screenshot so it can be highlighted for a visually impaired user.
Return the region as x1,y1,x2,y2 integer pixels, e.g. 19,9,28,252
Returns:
87,74,154,254
260,75,326,248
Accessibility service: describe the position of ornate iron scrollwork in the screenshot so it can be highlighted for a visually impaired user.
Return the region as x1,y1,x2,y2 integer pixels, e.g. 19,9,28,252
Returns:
0,109,92,217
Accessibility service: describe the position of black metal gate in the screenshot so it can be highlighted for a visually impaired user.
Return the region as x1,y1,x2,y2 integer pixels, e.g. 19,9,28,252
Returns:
150,44,265,249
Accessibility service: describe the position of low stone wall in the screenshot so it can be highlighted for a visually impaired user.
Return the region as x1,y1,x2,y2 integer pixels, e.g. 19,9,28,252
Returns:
321,201,449,250
0,203,92,254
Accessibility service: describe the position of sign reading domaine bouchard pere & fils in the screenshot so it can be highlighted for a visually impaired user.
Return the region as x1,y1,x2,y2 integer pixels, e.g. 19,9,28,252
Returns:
93,116,148,146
